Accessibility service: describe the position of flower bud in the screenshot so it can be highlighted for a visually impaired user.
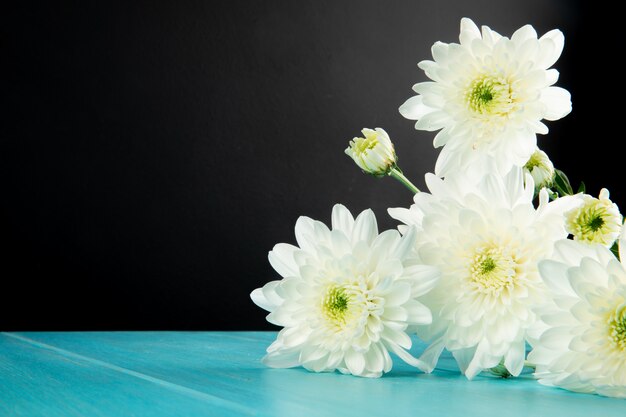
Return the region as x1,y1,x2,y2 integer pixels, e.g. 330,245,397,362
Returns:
345,128,396,177
524,149,555,191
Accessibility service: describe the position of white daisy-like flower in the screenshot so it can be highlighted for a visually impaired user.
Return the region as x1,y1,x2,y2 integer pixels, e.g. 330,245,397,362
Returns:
345,128,397,177
250,204,439,378
399,18,571,176
388,168,580,379
565,188,622,247
524,148,555,191
528,240,626,398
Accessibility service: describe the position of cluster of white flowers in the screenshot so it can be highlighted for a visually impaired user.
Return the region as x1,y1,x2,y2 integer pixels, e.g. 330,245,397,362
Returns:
252,18,625,398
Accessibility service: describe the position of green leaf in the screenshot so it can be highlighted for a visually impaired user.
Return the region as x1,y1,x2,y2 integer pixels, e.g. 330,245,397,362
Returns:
554,169,574,196
610,242,620,261
577,181,586,194
552,182,567,197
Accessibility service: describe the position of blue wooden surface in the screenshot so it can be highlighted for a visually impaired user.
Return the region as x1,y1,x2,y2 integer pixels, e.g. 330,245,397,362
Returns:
0,332,623,416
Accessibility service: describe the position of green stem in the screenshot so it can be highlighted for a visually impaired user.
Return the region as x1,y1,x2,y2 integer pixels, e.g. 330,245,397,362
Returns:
389,167,420,194
488,360,536,378
488,363,511,378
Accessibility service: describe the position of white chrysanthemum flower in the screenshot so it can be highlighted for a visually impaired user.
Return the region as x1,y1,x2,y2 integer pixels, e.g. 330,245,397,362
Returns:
388,168,580,379
524,148,555,191
345,128,396,176
250,204,439,378
399,18,571,176
528,240,626,398
565,188,622,247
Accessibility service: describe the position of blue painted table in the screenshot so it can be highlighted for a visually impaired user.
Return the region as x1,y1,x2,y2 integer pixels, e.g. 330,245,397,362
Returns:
0,332,623,416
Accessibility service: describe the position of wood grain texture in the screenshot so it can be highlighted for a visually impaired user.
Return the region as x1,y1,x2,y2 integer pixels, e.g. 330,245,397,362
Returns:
0,332,624,416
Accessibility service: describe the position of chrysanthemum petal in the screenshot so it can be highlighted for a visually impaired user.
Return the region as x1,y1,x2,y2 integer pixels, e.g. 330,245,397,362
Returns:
352,209,378,244
364,343,384,373
376,259,404,280
432,128,452,148
345,349,366,376
414,111,450,132
294,216,318,253
537,29,565,69
256,281,284,311
504,341,526,376
538,260,574,295
540,87,572,120
386,341,431,372
480,25,500,45
331,204,355,236
433,145,458,176
384,283,412,306
511,24,538,45
268,243,300,278
403,300,432,324
403,265,440,295
250,285,280,312
390,226,417,260
459,18,481,44
399,95,433,120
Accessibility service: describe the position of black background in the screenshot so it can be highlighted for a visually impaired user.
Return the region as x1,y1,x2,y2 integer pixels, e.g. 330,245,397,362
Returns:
3,0,621,330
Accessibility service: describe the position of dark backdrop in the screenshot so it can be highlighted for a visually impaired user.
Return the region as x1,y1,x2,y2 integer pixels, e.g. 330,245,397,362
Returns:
3,0,621,330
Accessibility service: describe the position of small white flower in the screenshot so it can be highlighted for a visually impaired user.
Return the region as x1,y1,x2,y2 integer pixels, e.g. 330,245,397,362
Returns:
528,240,626,398
251,204,439,378
399,18,571,176
565,189,622,247
345,128,396,176
388,168,580,379
524,149,555,191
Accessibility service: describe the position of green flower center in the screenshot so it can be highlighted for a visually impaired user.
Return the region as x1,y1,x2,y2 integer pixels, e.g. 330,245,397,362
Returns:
322,286,351,324
524,152,543,171
480,257,497,274
466,76,513,116
608,304,626,351
470,246,517,294
588,215,605,232
566,200,613,244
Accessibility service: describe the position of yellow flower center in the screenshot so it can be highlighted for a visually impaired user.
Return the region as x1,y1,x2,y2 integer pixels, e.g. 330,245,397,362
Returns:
469,246,517,294
352,132,379,155
466,75,514,116
608,303,626,351
322,285,351,324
